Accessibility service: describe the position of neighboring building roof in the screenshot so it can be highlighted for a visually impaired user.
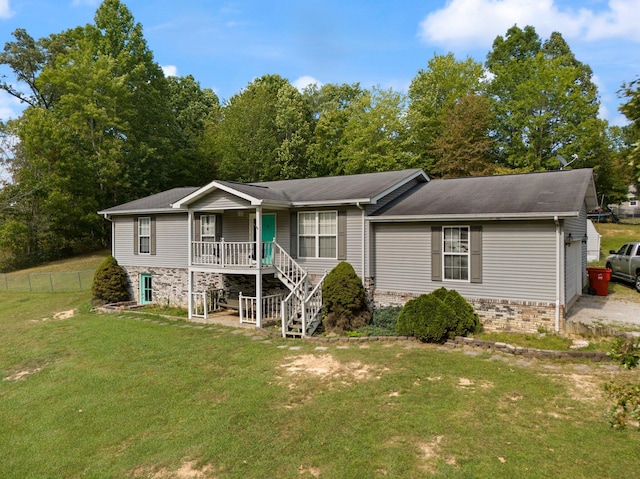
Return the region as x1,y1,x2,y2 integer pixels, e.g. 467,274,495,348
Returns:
171,168,428,208
99,187,199,215
371,168,598,220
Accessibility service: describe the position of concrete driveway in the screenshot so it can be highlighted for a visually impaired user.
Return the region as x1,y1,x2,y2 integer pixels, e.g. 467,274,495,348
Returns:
567,295,640,330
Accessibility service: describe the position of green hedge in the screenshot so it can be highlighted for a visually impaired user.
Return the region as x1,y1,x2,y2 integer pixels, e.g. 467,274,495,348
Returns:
396,287,480,343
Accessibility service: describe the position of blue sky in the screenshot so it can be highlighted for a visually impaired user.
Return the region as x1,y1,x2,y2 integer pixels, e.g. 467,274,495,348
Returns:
0,0,638,127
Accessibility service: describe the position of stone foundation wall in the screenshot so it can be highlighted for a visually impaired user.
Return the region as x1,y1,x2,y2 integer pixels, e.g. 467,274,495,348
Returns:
123,266,223,308
372,289,562,334
122,267,292,307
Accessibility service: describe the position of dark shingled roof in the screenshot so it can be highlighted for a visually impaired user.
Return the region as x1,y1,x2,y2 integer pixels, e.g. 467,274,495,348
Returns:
99,187,199,214
371,168,597,219
170,168,427,208
220,169,425,203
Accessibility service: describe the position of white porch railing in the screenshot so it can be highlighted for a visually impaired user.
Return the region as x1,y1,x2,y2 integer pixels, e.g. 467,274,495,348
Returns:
191,289,223,319
192,240,274,268
239,292,285,325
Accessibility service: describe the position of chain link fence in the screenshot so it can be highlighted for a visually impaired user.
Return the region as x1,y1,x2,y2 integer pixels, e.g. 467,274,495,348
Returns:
0,270,95,293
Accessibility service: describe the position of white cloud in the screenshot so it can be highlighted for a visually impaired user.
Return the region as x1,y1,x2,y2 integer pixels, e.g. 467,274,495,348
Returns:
585,0,640,41
0,0,14,19
162,65,178,77
418,0,640,48
292,75,322,91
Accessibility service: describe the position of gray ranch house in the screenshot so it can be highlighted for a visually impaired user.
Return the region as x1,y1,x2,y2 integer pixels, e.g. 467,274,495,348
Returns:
99,168,597,336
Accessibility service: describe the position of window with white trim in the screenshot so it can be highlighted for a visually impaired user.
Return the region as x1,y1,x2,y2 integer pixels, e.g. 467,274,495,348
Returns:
298,211,337,258
443,226,469,281
139,217,151,254
201,215,216,242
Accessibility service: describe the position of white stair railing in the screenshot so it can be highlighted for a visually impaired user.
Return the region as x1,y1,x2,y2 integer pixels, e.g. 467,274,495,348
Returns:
272,242,306,295
280,271,327,338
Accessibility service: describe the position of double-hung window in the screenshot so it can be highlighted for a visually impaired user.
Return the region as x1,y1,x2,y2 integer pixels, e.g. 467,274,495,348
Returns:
138,217,151,254
443,226,469,281
200,215,216,242
298,211,337,258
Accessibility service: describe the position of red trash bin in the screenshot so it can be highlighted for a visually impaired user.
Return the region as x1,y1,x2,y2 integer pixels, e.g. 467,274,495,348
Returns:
586,267,611,296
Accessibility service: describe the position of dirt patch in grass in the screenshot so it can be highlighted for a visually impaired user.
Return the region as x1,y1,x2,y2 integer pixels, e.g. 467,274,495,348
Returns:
279,354,384,383
417,435,457,473
31,309,75,323
277,354,386,406
3,366,43,382
562,373,605,402
298,465,321,477
457,377,494,390
133,460,217,479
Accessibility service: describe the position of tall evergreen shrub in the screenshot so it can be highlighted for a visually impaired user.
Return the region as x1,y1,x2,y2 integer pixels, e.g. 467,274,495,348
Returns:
322,261,371,333
91,255,131,304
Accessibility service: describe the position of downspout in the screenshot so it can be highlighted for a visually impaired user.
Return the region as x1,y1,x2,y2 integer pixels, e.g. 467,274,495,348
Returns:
356,202,366,280
554,216,561,333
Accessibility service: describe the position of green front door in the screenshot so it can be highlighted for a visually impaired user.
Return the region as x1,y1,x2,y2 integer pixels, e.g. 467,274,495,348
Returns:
140,274,153,304
262,214,276,264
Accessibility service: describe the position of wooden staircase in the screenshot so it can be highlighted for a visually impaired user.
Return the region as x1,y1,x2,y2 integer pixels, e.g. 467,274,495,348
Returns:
272,242,326,338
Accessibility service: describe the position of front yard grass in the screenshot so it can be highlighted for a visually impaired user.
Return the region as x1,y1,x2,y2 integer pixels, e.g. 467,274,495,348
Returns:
2,290,640,478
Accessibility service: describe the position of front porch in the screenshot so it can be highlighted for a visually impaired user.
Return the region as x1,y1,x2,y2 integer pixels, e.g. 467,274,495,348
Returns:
187,239,326,337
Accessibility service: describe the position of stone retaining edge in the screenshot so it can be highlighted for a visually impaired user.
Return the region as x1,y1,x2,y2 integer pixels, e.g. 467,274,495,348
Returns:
448,336,611,361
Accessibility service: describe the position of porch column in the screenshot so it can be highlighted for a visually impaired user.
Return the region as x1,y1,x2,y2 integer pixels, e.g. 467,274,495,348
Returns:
188,269,193,320
255,205,263,328
187,210,194,319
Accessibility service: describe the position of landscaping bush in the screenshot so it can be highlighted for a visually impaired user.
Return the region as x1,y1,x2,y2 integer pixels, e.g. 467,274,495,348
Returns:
396,288,480,343
432,287,481,336
356,307,402,336
372,306,402,331
322,261,371,333
605,335,640,429
91,255,130,304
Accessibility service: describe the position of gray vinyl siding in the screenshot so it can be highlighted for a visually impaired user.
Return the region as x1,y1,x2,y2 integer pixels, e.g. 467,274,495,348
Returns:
372,223,431,291
373,221,558,302
216,210,289,245
190,189,251,210
219,212,249,242
113,214,188,268
294,206,364,278
564,203,588,302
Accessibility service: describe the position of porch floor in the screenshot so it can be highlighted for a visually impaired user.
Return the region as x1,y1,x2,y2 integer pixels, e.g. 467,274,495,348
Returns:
189,310,256,329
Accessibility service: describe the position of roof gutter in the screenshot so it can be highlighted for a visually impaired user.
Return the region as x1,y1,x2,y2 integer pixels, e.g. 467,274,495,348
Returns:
367,212,581,222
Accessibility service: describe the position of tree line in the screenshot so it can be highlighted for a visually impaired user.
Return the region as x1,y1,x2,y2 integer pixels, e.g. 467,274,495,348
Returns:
0,0,637,269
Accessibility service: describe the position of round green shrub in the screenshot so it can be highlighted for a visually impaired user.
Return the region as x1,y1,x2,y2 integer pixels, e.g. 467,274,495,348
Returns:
322,261,371,333
432,287,480,336
91,255,131,304
396,288,480,343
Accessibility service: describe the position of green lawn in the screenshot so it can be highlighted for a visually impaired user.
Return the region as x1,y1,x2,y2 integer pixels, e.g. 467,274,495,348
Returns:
2,288,640,478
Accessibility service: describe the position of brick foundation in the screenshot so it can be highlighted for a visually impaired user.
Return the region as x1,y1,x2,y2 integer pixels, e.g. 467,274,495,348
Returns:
372,289,563,334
